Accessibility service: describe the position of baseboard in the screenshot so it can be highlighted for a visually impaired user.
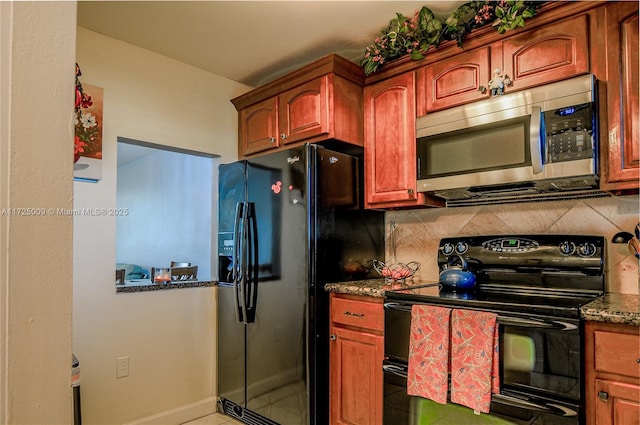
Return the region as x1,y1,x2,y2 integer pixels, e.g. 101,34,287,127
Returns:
123,397,217,425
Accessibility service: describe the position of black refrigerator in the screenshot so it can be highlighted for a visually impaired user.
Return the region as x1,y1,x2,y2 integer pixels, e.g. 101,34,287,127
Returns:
217,144,384,425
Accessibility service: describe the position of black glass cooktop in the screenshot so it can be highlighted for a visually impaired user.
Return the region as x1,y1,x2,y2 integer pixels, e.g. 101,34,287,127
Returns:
385,283,600,318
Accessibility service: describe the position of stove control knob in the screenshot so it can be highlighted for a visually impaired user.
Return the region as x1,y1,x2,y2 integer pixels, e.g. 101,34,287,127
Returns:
577,243,597,257
559,241,576,255
442,243,455,256
455,242,468,254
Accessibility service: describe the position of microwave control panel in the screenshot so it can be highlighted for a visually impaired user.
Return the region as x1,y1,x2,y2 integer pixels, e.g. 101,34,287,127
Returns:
545,103,594,163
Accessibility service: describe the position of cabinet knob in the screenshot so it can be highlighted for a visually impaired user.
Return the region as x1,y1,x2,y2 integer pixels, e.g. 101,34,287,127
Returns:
637,358,640,364
598,391,609,402
407,188,414,196
280,133,288,140
269,137,275,143
330,334,337,341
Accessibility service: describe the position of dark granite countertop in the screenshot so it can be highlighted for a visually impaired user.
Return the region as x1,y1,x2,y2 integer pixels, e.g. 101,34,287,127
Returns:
324,278,434,298
116,280,216,293
580,293,640,326
325,280,639,327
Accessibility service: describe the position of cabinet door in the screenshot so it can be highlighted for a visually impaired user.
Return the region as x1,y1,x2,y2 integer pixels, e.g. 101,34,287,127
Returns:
278,76,329,145
601,2,639,190
330,326,383,425
501,15,589,91
417,47,491,114
364,73,422,208
595,379,640,425
239,97,279,156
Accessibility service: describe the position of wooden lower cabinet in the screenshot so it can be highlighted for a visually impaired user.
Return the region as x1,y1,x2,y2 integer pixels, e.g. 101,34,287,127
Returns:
329,293,384,425
585,321,640,425
595,379,640,425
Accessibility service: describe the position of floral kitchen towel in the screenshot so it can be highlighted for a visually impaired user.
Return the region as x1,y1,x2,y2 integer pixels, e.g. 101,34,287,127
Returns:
450,309,499,413
407,305,452,404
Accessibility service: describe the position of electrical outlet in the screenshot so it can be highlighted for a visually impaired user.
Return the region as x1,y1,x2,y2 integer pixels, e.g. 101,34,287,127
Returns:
116,356,129,378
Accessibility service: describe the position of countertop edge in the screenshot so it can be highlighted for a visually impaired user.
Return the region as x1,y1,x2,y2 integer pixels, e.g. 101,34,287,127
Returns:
116,280,217,293
325,281,640,326
580,293,640,326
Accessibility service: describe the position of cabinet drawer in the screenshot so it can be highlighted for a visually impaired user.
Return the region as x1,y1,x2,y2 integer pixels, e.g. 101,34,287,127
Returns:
331,297,383,332
594,330,640,378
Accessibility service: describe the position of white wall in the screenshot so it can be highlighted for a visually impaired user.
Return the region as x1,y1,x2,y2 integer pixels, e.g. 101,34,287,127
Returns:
116,149,218,281
74,27,250,424
1,2,75,424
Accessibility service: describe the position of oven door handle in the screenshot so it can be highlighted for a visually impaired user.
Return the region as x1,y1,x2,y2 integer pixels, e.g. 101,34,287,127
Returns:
497,316,578,331
493,394,578,417
385,303,577,331
382,364,408,378
383,302,413,312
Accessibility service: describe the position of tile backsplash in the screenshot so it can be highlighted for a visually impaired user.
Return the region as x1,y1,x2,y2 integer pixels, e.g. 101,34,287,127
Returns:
385,195,640,294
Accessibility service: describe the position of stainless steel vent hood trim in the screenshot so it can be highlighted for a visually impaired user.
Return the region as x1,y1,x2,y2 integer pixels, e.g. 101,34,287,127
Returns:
443,189,611,208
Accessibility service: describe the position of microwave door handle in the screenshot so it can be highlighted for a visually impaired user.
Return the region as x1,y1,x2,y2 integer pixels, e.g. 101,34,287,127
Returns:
530,106,543,174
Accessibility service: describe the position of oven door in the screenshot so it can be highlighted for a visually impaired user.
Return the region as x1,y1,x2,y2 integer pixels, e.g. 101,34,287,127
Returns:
384,301,583,424
499,315,582,400
384,360,581,425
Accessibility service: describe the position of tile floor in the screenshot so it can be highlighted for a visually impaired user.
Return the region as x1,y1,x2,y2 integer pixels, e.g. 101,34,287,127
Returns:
182,381,306,425
182,412,243,425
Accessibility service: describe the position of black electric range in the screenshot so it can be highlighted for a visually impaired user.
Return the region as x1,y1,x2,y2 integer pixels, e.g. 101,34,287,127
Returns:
382,234,606,425
385,234,606,318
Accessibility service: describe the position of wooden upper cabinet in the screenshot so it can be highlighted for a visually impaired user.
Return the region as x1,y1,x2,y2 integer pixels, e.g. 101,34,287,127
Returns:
239,97,279,156
417,47,491,114
278,76,329,145
364,73,420,208
500,15,589,91
231,54,364,159
600,1,639,191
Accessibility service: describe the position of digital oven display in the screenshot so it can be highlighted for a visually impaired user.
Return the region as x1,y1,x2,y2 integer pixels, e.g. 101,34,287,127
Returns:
501,239,520,249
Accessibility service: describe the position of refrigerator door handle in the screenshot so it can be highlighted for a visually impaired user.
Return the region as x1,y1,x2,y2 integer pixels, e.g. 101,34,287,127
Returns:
232,202,245,324
245,202,259,323
238,202,250,325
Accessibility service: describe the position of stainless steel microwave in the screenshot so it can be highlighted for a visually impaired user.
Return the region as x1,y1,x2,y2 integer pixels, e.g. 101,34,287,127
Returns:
416,74,604,206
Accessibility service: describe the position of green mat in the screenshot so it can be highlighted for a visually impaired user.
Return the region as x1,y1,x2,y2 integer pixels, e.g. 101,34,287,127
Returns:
416,398,516,425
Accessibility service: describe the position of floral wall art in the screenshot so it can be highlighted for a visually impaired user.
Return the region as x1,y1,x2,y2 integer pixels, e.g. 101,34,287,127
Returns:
74,63,103,181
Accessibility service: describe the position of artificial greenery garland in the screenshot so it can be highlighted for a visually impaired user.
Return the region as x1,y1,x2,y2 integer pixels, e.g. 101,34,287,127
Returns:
361,1,543,76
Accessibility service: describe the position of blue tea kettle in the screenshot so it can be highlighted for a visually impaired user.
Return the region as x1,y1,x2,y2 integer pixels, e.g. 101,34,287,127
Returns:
439,255,476,290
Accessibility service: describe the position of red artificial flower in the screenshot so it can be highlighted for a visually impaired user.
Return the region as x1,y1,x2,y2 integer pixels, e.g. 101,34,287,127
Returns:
74,135,87,155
